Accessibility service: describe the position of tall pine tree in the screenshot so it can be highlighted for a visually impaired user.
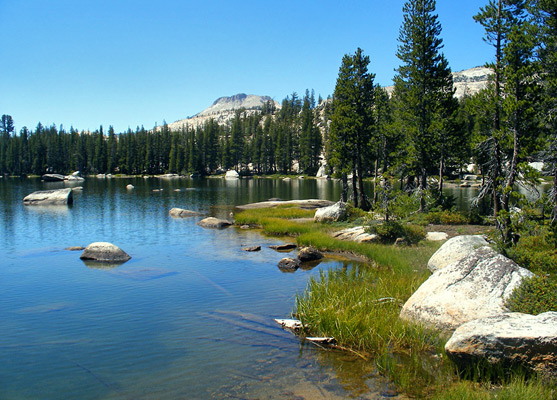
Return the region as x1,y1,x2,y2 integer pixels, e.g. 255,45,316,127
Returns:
394,0,456,212
329,48,375,209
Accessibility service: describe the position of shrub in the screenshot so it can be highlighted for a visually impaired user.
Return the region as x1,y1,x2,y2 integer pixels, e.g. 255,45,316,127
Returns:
426,210,468,225
367,221,426,245
505,275,557,315
506,232,557,275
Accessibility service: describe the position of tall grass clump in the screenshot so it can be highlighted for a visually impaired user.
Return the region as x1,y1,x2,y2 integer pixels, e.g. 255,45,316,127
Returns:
295,266,450,397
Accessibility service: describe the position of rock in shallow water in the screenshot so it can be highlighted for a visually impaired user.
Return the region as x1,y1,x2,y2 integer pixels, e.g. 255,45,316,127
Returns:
23,188,73,205
269,244,297,251
80,242,131,263
278,258,301,272
197,217,233,229
297,246,323,262
242,246,261,252
169,208,201,218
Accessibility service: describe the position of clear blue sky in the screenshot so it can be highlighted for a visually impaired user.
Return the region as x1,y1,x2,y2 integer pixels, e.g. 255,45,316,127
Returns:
1,0,493,133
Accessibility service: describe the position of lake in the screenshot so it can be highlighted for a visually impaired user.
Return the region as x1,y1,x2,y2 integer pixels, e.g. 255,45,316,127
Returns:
0,177,401,400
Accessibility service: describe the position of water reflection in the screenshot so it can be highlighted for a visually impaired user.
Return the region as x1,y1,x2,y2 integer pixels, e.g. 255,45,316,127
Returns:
81,259,128,270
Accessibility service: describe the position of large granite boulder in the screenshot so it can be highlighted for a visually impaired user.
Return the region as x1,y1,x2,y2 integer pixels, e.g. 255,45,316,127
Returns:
80,242,131,263
445,312,557,378
428,235,489,273
197,217,233,229
400,246,533,331
314,201,348,223
23,188,73,205
169,208,201,218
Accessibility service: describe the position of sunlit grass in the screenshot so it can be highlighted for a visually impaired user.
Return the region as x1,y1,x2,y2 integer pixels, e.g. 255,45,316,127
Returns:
234,205,556,398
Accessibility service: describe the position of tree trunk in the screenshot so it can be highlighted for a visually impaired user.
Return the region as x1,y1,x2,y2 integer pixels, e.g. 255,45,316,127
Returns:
341,173,348,203
373,159,379,205
438,157,444,195
352,168,359,208
419,169,427,213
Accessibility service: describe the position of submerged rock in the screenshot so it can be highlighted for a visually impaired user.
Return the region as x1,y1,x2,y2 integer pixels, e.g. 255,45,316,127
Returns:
41,173,65,182
169,208,201,218
197,217,233,229
80,242,131,263
23,188,73,205
269,244,297,251
445,312,557,378
428,235,489,272
400,246,533,331
242,246,261,252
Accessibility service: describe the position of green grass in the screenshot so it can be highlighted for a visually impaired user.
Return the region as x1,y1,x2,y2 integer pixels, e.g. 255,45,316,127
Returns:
234,205,556,398
234,205,316,235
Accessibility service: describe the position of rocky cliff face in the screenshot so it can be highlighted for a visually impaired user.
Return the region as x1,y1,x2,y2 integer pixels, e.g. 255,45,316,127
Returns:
163,94,280,131
452,66,493,98
384,66,492,99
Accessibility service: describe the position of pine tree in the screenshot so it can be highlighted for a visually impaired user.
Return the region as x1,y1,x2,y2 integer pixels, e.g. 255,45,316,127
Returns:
533,0,557,224
394,0,456,212
329,48,375,209
475,0,540,245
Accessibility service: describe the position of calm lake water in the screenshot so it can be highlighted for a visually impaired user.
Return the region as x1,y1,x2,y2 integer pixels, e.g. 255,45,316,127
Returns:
0,177,402,400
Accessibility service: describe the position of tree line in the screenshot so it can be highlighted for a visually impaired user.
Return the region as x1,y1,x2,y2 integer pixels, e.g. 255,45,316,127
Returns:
1,0,555,238
0,90,323,177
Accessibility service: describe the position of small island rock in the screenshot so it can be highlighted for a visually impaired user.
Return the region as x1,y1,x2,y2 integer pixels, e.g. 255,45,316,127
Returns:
23,188,73,205
278,258,301,272
80,242,131,263
445,312,557,378
197,217,233,229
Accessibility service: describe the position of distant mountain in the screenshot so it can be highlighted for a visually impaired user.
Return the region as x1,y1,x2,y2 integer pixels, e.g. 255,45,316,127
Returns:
163,94,280,131
384,66,493,98
161,68,492,131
